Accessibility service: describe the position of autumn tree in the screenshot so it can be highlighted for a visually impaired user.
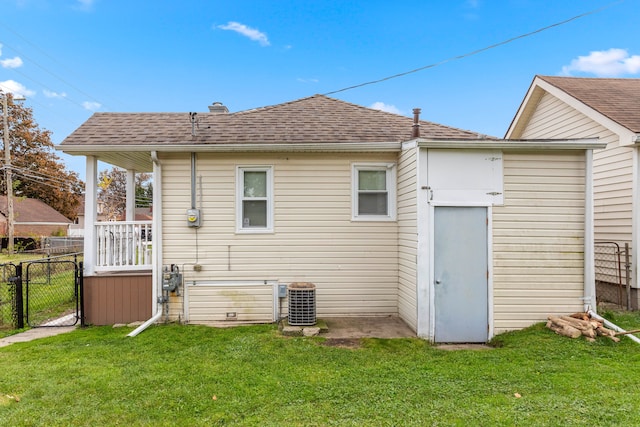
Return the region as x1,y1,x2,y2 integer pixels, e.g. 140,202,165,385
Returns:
98,167,152,220
0,93,83,220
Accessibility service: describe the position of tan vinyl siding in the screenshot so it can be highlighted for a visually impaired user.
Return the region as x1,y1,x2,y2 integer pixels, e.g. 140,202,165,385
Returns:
519,93,604,140
397,146,418,331
160,152,399,322
593,139,633,244
517,91,633,282
493,151,585,333
187,283,275,323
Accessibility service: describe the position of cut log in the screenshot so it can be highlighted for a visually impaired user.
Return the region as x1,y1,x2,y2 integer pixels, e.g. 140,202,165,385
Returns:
560,316,597,332
548,316,596,338
569,312,590,321
546,320,582,339
614,329,640,336
596,326,621,342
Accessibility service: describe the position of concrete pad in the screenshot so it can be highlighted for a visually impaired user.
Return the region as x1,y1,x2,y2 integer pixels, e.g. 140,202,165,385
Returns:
280,325,303,336
0,327,77,348
321,316,416,339
302,327,321,337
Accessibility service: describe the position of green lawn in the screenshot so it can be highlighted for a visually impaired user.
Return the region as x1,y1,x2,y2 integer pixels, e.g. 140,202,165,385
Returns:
1,316,640,427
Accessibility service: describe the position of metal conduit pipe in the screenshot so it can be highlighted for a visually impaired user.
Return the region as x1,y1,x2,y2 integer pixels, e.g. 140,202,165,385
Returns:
588,310,640,345
128,150,163,337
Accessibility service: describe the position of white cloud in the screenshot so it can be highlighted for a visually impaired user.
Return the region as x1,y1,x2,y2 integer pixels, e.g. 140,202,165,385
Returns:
43,89,67,99
82,101,101,111
561,48,640,77
297,77,319,83
1,56,23,69
370,102,402,115
217,21,270,46
0,79,35,97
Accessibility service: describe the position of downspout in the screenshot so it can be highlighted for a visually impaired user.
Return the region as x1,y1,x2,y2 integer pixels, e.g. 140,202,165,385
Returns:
588,310,640,345
583,149,596,311
128,150,163,337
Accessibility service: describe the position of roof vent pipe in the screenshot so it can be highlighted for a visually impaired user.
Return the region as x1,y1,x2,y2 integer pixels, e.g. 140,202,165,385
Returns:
208,102,229,114
412,108,421,138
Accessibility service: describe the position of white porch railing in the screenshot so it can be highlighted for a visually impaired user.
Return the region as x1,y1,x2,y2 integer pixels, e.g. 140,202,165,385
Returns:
95,221,152,271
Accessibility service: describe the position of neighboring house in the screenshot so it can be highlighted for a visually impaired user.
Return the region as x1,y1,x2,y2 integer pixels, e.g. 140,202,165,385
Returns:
0,196,72,238
60,94,604,342
134,206,152,221
70,197,144,237
506,75,640,309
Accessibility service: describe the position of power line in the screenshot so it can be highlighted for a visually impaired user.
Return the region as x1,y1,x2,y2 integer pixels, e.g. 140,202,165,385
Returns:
0,32,111,110
324,0,625,96
2,65,97,111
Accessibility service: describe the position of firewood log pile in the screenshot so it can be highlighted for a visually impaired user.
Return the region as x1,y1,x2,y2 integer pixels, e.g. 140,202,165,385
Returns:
546,312,625,342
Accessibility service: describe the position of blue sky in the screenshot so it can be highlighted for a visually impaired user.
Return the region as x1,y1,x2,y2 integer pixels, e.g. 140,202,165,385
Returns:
1,0,640,181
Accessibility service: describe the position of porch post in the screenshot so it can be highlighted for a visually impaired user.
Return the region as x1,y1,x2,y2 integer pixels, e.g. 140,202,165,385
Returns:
633,147,640,306
84,156,98,276
126,169,136,221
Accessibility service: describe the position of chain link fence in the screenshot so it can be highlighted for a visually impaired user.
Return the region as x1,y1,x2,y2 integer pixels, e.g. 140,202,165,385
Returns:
25,254,81,327
1,253,83,332
594,242,633,309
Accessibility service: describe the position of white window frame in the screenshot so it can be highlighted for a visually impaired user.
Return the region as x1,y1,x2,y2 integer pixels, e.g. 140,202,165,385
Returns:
236,166,274,233
352,162,397,221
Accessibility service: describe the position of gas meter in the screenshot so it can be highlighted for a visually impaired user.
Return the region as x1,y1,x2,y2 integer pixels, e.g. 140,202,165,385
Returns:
162,265,182,292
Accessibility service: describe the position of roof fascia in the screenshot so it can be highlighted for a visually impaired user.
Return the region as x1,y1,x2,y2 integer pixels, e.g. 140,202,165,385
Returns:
58,141,403,154
505,76,541,139
415,137,606,150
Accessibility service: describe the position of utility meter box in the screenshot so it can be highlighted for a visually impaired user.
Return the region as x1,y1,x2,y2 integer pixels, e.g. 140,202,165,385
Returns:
162,265,182,292
186,209,201,227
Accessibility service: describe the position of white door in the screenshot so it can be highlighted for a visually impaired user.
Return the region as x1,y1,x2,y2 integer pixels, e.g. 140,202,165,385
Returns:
434,206,488,343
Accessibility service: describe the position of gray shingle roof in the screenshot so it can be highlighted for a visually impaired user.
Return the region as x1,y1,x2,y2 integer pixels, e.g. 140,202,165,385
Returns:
539,75,640,133
61,94,488,147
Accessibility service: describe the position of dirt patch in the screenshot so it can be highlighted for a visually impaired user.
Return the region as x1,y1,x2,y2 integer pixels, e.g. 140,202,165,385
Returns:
321,338,362,349
436,344,493,351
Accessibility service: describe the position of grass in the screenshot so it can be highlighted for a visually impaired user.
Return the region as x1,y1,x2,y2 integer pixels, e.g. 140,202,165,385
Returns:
1,314,640,426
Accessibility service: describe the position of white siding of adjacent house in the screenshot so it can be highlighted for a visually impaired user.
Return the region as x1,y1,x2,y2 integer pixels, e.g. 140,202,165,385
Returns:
518,91,633,250
492,151,586,333
160,151,400,323
397,145,418,331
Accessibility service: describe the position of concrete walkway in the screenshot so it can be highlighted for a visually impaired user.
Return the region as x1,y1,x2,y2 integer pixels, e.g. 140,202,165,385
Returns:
0,326,77,348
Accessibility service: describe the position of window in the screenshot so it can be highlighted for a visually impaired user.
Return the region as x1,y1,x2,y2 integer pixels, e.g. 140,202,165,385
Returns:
237,166,273,232
352,163,396,221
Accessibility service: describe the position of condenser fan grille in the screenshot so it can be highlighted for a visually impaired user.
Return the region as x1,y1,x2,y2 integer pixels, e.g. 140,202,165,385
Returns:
288,282,316,326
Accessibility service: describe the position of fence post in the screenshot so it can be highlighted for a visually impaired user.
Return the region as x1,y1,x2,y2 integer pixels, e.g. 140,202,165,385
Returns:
625,243,631,310
79,262,85,327
12,263,23,329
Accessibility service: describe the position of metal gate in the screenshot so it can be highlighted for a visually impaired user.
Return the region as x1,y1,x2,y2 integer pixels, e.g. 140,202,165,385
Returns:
25,259,83,327
0,263,22,330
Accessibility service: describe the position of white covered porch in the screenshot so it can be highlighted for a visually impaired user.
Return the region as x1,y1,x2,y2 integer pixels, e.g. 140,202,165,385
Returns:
82,154,158,275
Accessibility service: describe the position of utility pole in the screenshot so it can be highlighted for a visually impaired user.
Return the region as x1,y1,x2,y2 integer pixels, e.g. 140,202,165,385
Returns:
1,91,15,255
